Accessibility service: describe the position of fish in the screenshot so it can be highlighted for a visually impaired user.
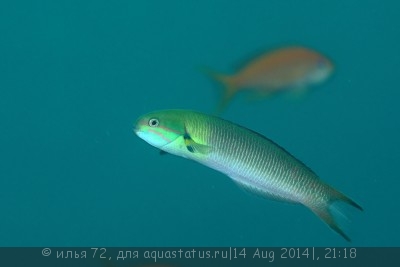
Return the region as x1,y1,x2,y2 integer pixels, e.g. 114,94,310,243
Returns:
134,110,362,241
202,46,334,111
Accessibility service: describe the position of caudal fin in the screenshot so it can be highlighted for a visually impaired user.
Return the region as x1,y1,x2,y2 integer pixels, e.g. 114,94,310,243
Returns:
309,190,363,242
198,67,237,113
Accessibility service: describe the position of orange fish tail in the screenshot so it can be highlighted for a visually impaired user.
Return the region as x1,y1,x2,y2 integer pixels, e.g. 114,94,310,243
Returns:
217,76,237,113
309,189,362,242
199,67,237,112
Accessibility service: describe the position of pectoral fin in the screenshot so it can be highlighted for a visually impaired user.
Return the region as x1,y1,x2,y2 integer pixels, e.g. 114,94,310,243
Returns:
159,150,169,155
184,134,211,154
183,126,211,154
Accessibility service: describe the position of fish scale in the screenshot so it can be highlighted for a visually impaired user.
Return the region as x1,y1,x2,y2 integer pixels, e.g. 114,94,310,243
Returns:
199,118,310,200
194,110,350,200
135,109,362,241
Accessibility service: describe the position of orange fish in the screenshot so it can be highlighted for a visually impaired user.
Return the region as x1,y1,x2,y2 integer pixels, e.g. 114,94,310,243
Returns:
203,46,334,111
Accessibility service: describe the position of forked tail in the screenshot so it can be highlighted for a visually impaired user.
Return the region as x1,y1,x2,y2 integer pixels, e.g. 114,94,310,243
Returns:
199,67,237,113
309,189,363,242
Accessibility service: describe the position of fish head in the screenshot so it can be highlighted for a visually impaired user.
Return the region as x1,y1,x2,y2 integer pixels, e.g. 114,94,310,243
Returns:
134,110,185,150
309,56,334,83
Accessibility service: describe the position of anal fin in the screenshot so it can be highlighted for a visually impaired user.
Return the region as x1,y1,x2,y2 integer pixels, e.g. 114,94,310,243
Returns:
230,176,295,203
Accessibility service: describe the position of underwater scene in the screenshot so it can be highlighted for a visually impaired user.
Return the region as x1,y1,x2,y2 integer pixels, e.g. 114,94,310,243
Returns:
0,0,399,249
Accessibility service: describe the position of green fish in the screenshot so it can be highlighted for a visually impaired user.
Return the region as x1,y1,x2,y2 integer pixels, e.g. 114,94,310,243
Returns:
134,109,362,241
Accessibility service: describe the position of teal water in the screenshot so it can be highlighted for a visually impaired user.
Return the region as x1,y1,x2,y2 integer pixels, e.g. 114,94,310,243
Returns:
0,0,399,247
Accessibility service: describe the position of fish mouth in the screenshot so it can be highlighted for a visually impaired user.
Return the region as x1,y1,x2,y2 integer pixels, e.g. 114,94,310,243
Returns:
133,126,140,135
133,120,143,135
133,126,145,138
134,124,178,149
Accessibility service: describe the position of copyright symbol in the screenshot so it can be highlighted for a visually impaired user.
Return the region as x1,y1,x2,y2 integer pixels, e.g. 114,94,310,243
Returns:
42,248,51,256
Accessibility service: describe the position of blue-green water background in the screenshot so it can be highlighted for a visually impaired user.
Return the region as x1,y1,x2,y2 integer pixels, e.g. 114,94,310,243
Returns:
1,0,399,247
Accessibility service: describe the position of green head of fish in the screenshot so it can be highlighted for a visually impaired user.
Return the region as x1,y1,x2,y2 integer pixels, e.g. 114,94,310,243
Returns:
135,110,212,158
134,110,186,149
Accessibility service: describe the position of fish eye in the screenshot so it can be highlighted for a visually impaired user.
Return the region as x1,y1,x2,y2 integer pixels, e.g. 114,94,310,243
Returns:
148,118,159,127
